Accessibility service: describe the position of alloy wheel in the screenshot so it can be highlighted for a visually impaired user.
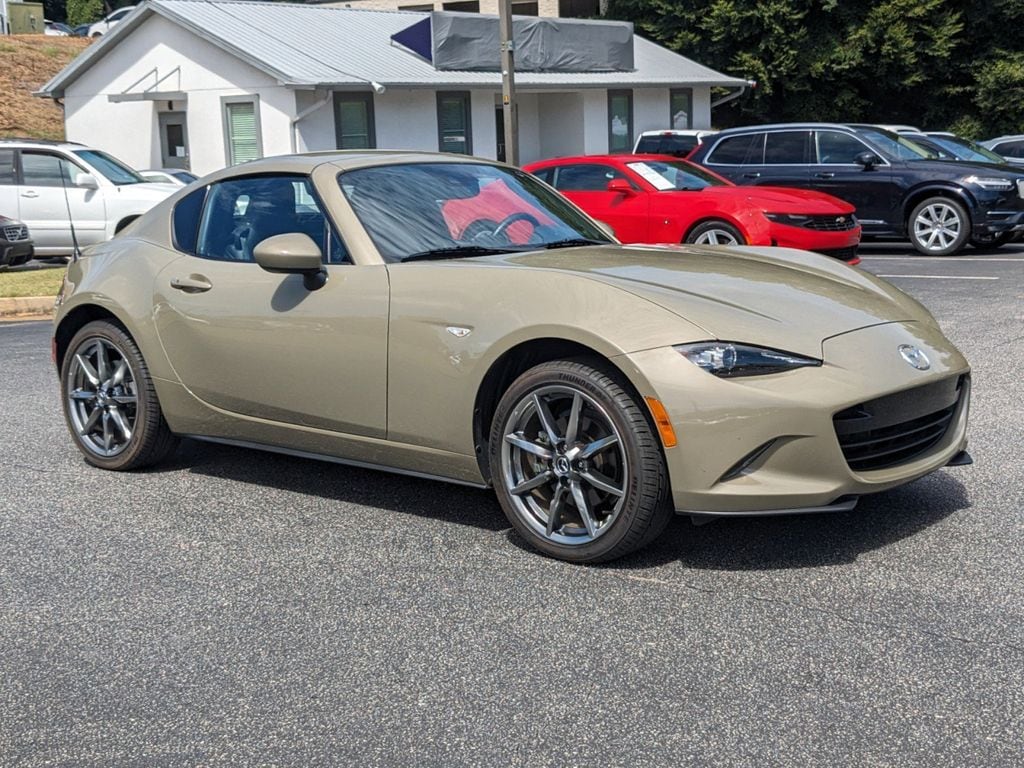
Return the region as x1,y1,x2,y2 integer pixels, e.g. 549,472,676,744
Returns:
500,385,628,546
693,228,739,246
913,202,962,252
66,337,139,458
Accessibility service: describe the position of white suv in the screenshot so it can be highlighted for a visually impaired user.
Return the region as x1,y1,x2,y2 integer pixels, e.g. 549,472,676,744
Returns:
0,140,177,257
87,5,136,37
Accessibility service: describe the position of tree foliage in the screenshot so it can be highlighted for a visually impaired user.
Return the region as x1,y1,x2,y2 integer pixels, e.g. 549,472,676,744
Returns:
65,0,104,26
606,0,1024,137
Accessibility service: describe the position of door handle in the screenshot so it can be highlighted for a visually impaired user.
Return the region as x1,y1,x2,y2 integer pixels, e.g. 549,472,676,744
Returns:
742,172,761,179
170,275,212,293
21,191,39,198
814,172,835,179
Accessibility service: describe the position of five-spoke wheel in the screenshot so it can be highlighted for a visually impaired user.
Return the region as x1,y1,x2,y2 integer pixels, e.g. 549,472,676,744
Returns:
685,220,745,247
490,360,672,562
61,321,178,470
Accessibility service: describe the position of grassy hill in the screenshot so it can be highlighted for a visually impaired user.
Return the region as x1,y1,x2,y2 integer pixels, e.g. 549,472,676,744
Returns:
0,35,92,141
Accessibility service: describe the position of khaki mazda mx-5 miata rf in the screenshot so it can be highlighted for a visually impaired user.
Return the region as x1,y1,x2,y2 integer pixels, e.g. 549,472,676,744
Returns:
53,152,972,563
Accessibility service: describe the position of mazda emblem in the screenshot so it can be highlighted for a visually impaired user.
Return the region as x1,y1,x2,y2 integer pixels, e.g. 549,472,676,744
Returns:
899,344,931,370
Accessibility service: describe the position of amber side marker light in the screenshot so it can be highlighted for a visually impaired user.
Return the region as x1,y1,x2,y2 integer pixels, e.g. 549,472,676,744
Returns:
644,397,678,448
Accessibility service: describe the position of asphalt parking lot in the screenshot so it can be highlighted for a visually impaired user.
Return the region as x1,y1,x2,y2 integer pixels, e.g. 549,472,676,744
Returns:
2,245,1022,767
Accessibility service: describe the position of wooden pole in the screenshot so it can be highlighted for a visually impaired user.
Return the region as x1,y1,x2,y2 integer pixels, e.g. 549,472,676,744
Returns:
498,0,519,166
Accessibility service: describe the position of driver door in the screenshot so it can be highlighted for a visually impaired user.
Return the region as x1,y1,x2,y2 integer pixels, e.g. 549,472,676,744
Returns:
153,174,389,438
550,163,650,242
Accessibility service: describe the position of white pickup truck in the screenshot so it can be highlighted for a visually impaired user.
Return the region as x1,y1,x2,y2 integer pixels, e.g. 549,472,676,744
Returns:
0,140,178,257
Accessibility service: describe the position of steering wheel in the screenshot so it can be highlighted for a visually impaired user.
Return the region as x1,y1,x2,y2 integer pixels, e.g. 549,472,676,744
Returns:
492,212,542,240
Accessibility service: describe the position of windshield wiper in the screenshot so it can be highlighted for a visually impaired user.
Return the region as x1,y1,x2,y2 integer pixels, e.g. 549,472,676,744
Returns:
401,245,522,263
541,238,610,250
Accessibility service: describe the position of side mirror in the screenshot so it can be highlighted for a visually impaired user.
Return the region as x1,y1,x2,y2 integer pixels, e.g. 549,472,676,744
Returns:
75,173,98,189
253,233,327,291
606,178,636,195
854,151,882,169
594,220,618,241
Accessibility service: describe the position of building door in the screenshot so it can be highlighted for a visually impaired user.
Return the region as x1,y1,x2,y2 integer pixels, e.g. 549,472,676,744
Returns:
159,112,190,171
495,106,506,163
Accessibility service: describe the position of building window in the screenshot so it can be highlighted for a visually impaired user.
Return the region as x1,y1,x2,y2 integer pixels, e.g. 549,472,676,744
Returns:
559,0,599,17
334,92,376,150
512,1,540,14
437,91,473,155
607,89,633,154
222,97,262,166
443,1,479,10
670,88,693,130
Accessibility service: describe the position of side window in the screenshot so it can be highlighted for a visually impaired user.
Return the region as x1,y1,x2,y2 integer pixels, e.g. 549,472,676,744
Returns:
553,163,630,192
0,149,15,185
816,131,873,164
994,140,1024,159
195,175,350,264
706,133,764,165
172,186,207,254
531,167,555,185
20,152,84,187
764,131,811,164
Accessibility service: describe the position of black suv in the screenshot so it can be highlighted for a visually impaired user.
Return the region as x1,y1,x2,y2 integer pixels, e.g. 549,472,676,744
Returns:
689,123,1024,255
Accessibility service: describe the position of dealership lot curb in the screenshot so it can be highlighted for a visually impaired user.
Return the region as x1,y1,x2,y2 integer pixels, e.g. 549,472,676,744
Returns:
0,296,54,319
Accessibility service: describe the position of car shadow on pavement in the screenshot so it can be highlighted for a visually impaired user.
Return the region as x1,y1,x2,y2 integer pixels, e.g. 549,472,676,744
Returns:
169,438,509,532
617,470,971,571
167,439,969,567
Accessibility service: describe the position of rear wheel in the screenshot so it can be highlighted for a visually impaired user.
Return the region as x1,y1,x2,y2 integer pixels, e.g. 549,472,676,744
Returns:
685,220,745,246
489,360,672,563
909,197,970,256
61,320,178,470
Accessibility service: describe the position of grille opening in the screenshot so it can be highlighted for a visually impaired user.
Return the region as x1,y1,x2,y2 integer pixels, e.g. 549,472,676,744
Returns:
802,215,858,232
834,375,967,472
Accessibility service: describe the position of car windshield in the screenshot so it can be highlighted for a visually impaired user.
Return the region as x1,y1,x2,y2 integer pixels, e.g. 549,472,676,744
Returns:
855,128,936,161
339,162,613,262
625,159,728,190
72,149,146,185
929,135,1007,164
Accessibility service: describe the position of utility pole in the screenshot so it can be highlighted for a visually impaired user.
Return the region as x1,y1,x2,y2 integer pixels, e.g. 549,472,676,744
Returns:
498,0,519,166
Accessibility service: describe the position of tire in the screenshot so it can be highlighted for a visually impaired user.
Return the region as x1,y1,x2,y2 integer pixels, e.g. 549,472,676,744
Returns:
908,197,970,256
488,360,672,563
685,220,746,246
969,232,1017,250
61,320,178,471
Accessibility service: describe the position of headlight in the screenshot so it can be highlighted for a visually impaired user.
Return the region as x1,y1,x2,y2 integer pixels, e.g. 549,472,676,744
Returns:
961,175,1014,191
763,213,811,225
675,342,822,377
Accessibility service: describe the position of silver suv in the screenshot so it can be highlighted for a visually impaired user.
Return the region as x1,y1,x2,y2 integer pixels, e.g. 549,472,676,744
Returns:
0,140,177,257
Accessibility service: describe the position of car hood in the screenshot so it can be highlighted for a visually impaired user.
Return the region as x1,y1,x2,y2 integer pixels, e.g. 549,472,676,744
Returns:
895,158,1024,177
117,182,179,198
479,244,929,357
668,186,855,213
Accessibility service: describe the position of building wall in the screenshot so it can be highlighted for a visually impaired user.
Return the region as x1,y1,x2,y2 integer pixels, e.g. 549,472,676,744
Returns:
536,91,583,159
62,13,295,175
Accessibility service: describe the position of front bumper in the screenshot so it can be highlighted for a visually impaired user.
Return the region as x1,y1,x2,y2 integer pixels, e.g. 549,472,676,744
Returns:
0,240,34,267
767,222,861,258
620,321,970,515
973,208,1024,236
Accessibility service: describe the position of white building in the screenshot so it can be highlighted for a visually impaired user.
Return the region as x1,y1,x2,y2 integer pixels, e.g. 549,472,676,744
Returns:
38,0,749,175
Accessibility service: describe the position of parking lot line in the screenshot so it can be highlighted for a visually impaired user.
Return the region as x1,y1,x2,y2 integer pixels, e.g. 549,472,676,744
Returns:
875,274,999,280
861,256,1023,262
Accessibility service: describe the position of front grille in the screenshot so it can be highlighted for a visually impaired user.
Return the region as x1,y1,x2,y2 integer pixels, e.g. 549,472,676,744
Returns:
2,224,28,241
802,214,858,232
815,246,860,262
834,375,967,472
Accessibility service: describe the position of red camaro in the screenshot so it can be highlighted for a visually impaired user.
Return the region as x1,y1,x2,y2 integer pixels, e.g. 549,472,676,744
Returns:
524,154,862,264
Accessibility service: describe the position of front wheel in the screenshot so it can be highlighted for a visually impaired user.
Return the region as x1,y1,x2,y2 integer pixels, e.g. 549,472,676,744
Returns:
685,220,745,246
909,197,970,256
61,320,179,470
489,360,672,563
